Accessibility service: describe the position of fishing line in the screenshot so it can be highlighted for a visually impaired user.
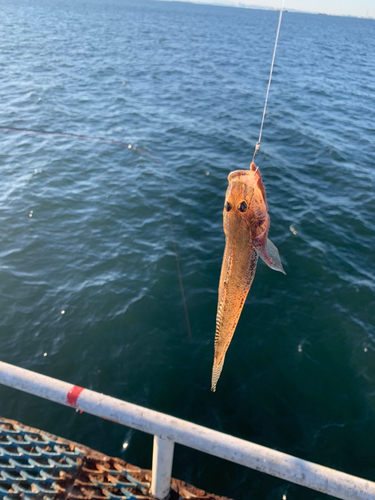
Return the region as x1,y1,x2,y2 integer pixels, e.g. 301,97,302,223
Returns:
0,126,160,164
0,125,192,339
159,171,192,339
252,0,285,166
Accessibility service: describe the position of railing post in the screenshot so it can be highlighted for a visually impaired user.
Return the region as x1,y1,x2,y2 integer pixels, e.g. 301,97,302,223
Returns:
150,435,174,499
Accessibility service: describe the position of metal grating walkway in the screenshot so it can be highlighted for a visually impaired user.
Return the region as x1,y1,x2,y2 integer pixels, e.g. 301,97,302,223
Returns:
0,417,230,500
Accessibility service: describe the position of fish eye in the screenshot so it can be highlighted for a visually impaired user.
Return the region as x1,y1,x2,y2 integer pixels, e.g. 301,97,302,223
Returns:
238,201,247,212
225,201,232,212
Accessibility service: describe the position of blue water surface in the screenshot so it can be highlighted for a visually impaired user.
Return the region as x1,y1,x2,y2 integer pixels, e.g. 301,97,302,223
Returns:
0,1,374,498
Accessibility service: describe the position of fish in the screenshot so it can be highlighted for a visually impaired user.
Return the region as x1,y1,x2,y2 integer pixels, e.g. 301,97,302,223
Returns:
211,162,285,392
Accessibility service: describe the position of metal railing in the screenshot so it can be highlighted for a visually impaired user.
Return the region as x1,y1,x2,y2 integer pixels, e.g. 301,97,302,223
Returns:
0,360,374,500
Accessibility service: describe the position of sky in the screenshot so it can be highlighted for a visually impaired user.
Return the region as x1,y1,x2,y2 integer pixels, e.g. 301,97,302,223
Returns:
162,0,375,18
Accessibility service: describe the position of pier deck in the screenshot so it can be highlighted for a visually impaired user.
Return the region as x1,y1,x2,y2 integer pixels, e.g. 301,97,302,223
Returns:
0,417,230,500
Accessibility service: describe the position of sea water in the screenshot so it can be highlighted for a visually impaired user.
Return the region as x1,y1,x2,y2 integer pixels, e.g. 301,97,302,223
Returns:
0,1,374,498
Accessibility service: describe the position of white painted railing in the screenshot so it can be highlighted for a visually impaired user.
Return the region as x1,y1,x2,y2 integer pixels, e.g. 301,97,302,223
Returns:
0,361,374,500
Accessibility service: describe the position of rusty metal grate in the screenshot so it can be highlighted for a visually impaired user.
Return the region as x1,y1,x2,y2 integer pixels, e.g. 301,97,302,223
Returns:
0,417,231,500
0,417,151,499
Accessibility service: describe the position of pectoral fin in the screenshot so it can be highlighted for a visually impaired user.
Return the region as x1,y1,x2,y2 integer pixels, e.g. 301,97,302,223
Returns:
257,238,286,274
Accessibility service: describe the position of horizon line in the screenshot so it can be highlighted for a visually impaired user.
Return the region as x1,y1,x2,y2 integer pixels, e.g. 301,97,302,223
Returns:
156,0,375,21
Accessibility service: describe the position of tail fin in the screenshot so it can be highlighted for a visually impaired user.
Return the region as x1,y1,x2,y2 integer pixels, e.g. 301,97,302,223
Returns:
211,356,225,392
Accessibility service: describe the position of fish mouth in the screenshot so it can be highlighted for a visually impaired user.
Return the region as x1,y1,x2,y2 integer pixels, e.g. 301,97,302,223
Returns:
228,169,255,182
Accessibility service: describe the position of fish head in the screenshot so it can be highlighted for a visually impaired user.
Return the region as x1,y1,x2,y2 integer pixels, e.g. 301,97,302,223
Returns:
224,163,269,240
224,163,285,274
